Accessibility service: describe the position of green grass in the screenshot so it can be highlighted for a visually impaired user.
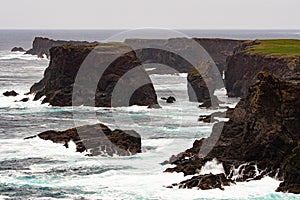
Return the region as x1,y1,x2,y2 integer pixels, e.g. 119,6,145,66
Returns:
245,39,300,58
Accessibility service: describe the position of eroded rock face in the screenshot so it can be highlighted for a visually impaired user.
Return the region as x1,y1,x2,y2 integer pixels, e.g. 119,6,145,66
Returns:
26,123,141,156
25,37,98,58
30,43,158,107
187,39,243,105
166,72,300,193
277,142,300,194
225,41,300,97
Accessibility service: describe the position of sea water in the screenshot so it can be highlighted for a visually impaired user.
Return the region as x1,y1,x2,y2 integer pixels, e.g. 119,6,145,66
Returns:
0,30,299,199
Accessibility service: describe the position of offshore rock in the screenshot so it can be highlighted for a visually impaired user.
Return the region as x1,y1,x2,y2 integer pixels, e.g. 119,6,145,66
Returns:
26,123,141,156
30,43,158,107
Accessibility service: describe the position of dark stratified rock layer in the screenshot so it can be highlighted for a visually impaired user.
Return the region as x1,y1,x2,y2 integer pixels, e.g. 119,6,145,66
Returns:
29,123,141,156
30,43,158,107
166,72,300,193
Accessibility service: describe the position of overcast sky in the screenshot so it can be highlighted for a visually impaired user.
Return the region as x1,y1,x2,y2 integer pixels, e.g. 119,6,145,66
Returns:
1,0,299,29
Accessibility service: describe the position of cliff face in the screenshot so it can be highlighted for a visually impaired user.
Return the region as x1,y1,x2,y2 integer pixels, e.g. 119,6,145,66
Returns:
225,40,300,97
25,37,98,58
166,72,300,193
30,43,158,107
187,39,243,103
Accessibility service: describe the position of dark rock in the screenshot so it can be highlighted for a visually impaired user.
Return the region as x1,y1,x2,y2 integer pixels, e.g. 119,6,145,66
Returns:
3,90,19,97
148,104,162,109
11,47,25,52
171,173,234,190
29,43,158,107
25,37,98,58
26,123,141,156
276,142,300,194
161,96,176,103
14,98,29,102
166,72,300,193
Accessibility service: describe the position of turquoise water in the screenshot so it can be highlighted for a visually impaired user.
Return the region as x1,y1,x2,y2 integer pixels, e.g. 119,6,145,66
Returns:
0,30,300,199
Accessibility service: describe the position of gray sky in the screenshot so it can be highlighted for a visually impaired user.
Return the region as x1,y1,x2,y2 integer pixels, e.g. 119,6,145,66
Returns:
1,0,299,29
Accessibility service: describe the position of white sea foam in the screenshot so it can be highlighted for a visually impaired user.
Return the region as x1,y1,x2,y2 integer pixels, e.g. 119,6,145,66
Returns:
0,51,48,61
199,158,225,175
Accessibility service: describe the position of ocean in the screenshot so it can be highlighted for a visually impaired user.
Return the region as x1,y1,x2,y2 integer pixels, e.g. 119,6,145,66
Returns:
0,30,300,199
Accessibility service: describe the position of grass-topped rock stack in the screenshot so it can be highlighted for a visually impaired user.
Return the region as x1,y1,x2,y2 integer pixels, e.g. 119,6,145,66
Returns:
225,39,300,97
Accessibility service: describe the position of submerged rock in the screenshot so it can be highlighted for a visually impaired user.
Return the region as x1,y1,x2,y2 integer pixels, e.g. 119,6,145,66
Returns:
14,97,29,102
25,123,141,156
161,96,176,103
166,72,300,193
3,90,19,96
11,47,25,52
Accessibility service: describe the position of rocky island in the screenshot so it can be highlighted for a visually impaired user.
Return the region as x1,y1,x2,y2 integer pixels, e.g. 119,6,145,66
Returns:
25,123,141,156
29,42,158,107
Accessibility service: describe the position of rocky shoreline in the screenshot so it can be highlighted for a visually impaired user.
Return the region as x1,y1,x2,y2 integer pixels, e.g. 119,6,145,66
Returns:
165,72,300,193
13,37,300,193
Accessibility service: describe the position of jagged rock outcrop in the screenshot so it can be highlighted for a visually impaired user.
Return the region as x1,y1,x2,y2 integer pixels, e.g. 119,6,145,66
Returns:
11,47,25,52
225,40,300,97
25,37,98,58
25,123,141,156
30,43,158,107
168,173,234,190
166,72,300,193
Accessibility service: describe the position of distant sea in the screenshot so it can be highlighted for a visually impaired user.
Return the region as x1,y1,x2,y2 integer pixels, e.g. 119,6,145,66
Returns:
0,30,299,199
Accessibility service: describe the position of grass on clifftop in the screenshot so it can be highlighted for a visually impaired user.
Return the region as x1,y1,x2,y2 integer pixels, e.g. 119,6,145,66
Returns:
245,39,300,58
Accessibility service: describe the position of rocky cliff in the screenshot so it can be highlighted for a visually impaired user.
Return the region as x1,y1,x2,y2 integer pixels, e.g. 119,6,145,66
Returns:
166,72,300,193
25,37,98,58
187,39,243,104
30,43,158,107
25,123,141,156
225,40,300,97
125,38,243,105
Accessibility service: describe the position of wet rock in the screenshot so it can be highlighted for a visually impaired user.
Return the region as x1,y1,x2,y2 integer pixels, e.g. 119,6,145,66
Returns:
14,98,29,102
11,47,25,52
148,104,162,109
171,173,234,190
3,90,19,96
25,123,141,156
161,96,176,103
